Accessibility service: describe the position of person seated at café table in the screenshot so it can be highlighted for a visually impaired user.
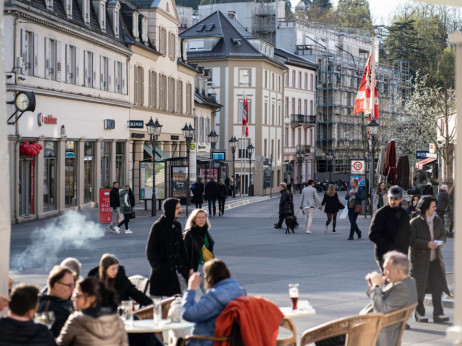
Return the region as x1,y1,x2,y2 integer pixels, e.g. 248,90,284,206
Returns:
0,284,56,346
88,253,152,307
181,259,246,346
57,277,128,346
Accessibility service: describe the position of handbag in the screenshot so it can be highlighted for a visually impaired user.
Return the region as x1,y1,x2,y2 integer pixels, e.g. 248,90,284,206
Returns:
201,245,214,262
355,204,362,214
337,200,345,210
123,206,130,212
130,210,136,218
348,199,356,209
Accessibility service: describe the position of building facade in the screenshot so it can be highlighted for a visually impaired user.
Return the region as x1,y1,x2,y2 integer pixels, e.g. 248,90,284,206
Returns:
180,11,286,195
5,0,131,223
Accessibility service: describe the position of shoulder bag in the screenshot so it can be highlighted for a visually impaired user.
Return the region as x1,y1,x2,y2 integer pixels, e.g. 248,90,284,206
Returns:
201,245,214,262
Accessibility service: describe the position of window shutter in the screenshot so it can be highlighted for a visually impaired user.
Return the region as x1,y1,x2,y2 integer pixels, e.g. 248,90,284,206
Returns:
75,47,80,85
122,62,127,95
100,56,104,90
141,68,144,106
45,38,50,78
148,71,152,108
134,66,138,104
83,50,88,86
92,53,96,88
65,44,70,83
114,61,119,93
56,41,62,81
33,34,39,77
107,58,112,92
21,29,28,74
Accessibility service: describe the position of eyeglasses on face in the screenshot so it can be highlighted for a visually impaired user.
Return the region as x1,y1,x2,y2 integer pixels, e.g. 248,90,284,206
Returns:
58,281,75,288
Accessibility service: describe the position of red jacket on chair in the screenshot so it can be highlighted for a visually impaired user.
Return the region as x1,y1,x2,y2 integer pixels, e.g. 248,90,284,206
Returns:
213,296,283,346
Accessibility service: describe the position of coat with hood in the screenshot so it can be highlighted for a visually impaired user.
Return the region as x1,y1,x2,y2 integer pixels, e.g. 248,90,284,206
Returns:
56,308,128,346
146,198,192,296
183,225,215,272
409,215,450,301
279,188,293,215
182,278,246,345
119,189,130,214
436,189,449,215
87,265,152,306
192,181,204,204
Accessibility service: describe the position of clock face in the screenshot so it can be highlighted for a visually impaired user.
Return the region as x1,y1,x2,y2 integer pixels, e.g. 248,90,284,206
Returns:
15,93,30,111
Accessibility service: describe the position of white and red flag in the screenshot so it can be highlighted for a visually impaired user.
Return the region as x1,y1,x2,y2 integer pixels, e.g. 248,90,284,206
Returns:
242,97,249,137
354,50,379,120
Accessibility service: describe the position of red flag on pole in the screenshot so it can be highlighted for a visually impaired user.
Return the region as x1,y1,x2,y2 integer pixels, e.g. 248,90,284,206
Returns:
242,97,249,137
354,51,379,119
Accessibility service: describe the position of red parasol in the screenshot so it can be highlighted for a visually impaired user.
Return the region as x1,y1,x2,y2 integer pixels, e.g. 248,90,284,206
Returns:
383,140,397,185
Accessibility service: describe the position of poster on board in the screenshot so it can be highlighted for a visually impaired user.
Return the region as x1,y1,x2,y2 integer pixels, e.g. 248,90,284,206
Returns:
140,161,165,200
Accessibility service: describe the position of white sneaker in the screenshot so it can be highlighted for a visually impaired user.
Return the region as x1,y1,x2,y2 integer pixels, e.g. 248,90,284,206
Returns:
112,226,120,234
324,226,328,233
306,230,312,234
125,229,133,234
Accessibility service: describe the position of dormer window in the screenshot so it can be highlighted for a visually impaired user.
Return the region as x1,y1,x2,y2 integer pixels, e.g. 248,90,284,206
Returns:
79,0,91,26
132,12,139,41
91,0,107,32
141,17,148,44
232,38,241,46
45,0,53,10
107,1,121,37
65,0,73,19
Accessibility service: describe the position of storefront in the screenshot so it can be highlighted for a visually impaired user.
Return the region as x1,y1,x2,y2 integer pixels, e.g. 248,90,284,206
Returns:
7,94,129,223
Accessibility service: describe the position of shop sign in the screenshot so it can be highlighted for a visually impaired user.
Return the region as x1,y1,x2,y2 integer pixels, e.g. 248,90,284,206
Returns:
212,152,225,160
131,133,145,139
128,120,144,128
104,119,115,130
416,151,429,159
37,113,58,126
99,189,112,223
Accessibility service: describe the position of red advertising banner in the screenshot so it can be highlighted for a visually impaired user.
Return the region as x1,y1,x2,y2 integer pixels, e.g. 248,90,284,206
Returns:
30,159,34,214
99,189,112,223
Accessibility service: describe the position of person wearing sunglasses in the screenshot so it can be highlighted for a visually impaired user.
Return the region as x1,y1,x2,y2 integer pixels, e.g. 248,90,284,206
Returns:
37,266,75,337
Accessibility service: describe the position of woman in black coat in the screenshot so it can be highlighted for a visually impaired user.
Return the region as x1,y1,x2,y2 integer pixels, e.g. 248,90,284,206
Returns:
192,177,205,209
322,184,340,233
88,253,152,306
146,198,193,297
183,209,215,292
410,196,450,323
217,179,228,216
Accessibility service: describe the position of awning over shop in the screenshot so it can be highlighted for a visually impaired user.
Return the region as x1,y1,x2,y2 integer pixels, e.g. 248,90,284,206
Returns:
416,157,437,170
144,144,168,160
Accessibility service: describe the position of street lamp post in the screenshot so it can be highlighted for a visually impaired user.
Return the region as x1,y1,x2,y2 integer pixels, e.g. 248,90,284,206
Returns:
182,123,195,217
246,143,254,196
229,136,238,198
368,118,379,217
146,117,162,216
296,146,304,193
326,152,334,183
208,130,219,181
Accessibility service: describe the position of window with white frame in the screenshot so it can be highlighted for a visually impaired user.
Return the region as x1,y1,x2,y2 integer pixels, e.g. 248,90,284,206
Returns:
199,117,204,142
45,0,53,10
84,50,94,87
292,70,295,87
149,71,157,108
115,61,123,93
298,71,302,89
310,100,313,115
45,38,60,81
285,127,288,147
304,99,307,115
186,83,192,114
100,56,109,91
264,103,268,124
65,44,78,85
65,0,73,19
21,30,36,76
134,66,144,106
238,98,252,124
177,80,183,113
168,77,175,112
310,73,314,90
239,69,250,87
100,2,106,32
304,72,308,89
285,97,289,117
82,0,90,26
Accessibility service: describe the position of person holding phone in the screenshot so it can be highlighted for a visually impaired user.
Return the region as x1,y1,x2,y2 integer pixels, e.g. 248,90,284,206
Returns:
409,196,450,323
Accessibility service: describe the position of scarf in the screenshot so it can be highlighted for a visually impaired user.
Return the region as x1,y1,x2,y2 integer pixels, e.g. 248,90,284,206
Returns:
426,212,436,261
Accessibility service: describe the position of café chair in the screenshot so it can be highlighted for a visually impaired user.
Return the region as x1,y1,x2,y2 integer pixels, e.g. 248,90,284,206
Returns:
135,296,177,320
300,313,383,346
380,303,417,346
128,275,150,296
179,317,296,346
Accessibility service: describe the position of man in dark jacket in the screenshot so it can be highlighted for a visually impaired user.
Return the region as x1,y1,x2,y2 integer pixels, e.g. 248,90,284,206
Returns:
146,198,193,297
345,179,365,240
274,183,292,229
436,184,449,222
109,181,120,232
369,186,411,272
205,177,219,217
0,284,56,346
37,266,75,337
192,176,205,209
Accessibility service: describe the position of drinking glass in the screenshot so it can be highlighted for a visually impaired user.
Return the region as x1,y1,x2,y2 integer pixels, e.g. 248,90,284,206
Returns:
152,297,163,327
34,311,55,329
118,300,133,323
289,283,299,311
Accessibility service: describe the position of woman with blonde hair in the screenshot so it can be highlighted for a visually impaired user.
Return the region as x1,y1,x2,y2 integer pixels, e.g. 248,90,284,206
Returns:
183,209,215,292
321,184,340,233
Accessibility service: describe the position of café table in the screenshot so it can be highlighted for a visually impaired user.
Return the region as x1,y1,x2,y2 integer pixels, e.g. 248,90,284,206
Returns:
124,319,194,334
279,306,316,319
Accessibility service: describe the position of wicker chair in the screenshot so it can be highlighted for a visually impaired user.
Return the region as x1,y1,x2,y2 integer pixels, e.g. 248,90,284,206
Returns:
135,296,177,320
380,303,417,346
300,313,383,346
128,275,150,295
179,317,296,346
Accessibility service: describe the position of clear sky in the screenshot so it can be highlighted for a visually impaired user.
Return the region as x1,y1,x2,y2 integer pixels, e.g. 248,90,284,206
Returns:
289,0,409,25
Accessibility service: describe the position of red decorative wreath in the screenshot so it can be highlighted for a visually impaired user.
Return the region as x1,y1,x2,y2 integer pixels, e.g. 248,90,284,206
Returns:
20,141,43,157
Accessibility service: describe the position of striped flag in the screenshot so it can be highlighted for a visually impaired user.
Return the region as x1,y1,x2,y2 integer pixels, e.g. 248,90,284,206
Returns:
242,97,249,137
354,51,379,119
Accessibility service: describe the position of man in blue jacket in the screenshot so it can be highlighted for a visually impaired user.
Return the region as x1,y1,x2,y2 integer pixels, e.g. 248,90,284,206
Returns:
345,178,365,240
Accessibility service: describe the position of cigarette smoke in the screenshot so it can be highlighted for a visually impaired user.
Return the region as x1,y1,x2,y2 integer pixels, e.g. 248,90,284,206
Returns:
12,211,105,271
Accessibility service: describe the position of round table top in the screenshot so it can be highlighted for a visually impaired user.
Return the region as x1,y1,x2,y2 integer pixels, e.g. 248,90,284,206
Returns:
279,306,316,318
124,319,194,333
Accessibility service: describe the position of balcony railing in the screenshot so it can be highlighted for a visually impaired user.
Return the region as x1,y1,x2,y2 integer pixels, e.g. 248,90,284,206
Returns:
291,114,316,125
